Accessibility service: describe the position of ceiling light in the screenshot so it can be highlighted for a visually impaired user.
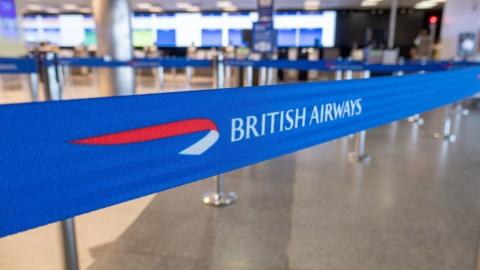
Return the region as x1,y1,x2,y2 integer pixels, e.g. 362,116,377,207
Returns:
361,0,379,7
304,0,321,10
414,1,437,9
223,5,238,12
217,1,234,8
62,4,78,11
176,2,192,9
137,2,153,9
185,6,201,12
26,4,43,11
79,7,91,13
149,6,163,12
46,7,60,13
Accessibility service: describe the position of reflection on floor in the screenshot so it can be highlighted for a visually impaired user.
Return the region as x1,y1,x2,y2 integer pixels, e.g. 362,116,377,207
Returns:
0,71,479,270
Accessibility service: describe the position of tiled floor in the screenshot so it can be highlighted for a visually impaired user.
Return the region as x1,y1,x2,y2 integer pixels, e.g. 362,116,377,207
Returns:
0,70,479,270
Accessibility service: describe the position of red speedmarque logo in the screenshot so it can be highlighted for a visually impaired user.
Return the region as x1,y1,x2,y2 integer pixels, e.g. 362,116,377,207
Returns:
71,118,219,156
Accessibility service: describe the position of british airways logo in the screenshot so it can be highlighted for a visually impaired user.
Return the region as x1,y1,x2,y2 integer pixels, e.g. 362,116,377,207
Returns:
71,118,219,156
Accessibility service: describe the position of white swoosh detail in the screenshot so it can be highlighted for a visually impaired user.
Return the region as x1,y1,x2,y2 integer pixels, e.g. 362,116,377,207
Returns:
179,130,219,155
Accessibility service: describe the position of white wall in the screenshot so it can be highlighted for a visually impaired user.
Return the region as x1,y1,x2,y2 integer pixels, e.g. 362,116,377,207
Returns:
440,0,480,59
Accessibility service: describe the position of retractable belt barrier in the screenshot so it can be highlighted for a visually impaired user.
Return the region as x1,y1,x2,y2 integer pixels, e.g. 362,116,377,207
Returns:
0,66,479,236
224,59,459,72
49,57,212,68
0,57,38,74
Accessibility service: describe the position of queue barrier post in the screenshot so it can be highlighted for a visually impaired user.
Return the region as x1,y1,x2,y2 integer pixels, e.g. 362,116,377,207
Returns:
348,70,372,164
335,70,343,81
434,105,456,143
28,73,39,102
398,69,425,125
245,65,253,87
455,102,470,116
267,67,275,85
203,53,237,207
348,130,372,164
259,66,267,86
225,64,232,87
157,66,165,90
43,53,63,100
172,68,177,89
186,66,193,89
344,70,353,80
61,218,80,270
41,53,80,270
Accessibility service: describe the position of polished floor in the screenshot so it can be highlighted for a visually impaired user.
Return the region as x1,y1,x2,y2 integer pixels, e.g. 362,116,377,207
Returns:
0,70,480,270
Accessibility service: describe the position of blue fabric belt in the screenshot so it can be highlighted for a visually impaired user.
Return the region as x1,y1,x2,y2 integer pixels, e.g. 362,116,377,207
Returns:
224,59,461,72
54,57,212,68
0,57,38,74
0,67,479,237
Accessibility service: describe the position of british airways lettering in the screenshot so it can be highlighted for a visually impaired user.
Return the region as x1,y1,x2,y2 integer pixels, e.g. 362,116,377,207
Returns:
231,98,362,142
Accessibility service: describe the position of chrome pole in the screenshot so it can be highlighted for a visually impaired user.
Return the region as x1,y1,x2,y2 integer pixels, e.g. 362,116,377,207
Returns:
28,73,39,102
45,53,63,101
397,71,424,125
245,66,253,87
348,130,372,164
267,67,275,85
203,53,237,207
42,52,79,270
61,218,80,270
434,105,456,142
157,66,164,90
186,66,192,89
259,66,267,86
348,70,372,164
344,70,353,80
335,70,343,81
203,174,237,207
172,68,177,89
225,65,231,87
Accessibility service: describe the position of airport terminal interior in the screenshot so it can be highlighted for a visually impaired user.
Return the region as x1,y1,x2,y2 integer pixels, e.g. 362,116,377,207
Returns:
1,0,480,269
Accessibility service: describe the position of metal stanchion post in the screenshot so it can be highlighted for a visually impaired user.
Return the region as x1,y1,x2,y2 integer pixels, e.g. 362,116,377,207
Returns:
348,70,372,164
335,70,343,81
44,53,63,101
245,66,253,87
396,70,424,125
434,105,456,142
225,65,231,87
348,130,372,164
28,73,39,102
344,70,353,80
40,52,80,270
61,218,79,270
267,67,275,85
259,66,267,86
186,66,192,89
157,66,164,90
455,102,470,116
203,53,237,207
203,174,237,206
172,68,178,89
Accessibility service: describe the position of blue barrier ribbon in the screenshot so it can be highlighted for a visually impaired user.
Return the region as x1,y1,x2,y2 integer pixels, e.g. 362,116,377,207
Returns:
224,59,457,72
0,67,479,237
132,58,212,68
54,57,211,68
0,57,37,74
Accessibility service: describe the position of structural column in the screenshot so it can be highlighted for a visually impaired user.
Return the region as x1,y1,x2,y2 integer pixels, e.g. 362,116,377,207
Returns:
388,0,398,49
92,0,135,96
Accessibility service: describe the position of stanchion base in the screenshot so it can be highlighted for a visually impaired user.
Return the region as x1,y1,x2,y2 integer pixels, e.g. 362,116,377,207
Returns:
348,152,372,164
434,133,456,143
407,116,424,126
202,192,237,207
